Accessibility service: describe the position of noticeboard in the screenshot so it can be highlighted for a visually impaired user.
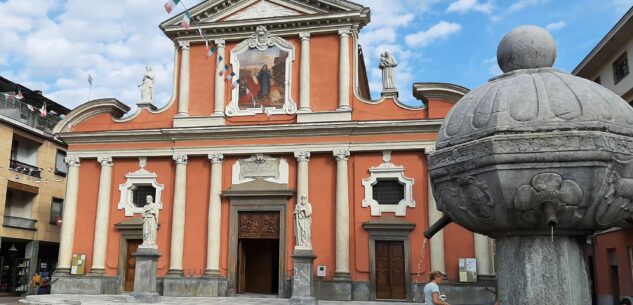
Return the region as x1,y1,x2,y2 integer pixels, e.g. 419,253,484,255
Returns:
458,258,477,282
70,253,86,275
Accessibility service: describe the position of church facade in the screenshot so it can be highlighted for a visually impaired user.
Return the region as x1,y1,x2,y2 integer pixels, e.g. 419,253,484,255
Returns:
51,0,495,303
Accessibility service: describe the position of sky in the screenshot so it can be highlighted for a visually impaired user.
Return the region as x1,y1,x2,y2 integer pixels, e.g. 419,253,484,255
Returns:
0,0,631,110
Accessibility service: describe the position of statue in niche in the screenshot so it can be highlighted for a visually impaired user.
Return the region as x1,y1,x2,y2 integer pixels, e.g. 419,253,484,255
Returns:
379,51,398,91
142,195,159,247
294,194,313,249
139,65,154,103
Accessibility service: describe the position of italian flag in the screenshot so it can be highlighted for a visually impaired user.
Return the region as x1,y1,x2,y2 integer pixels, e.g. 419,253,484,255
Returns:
164,0,180,13
181,11,192,29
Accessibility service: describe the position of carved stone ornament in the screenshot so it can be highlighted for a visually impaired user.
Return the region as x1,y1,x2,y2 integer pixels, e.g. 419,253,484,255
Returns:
232,154,289,185
435,176,493,230
64,156,81,167
595,158,633,226
225,26,297,117
118,158,164,217
361,152,415,216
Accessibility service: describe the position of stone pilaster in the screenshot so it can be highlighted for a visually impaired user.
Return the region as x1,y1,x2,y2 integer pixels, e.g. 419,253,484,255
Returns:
177,41,190,117
205,154,223,276
474,234,495,277
299,33,311,112
337,29,351,111
90,156,113,274
168,154,187,276
294,151,310,200
425,149,446,274
55,157,80,275
333,150,350,279
213,40,226,117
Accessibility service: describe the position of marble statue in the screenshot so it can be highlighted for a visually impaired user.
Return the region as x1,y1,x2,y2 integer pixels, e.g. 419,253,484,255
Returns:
142,195,159,247
294,194,312,249
139,65,154,103
379,51,398,91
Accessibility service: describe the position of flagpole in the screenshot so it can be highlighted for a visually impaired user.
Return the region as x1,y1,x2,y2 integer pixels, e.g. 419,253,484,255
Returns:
88,84,92,101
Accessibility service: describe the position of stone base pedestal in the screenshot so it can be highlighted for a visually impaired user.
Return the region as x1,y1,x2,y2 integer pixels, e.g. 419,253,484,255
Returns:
289,249,317,305
163,277,228,297
496,236,591,305
129,247,161,303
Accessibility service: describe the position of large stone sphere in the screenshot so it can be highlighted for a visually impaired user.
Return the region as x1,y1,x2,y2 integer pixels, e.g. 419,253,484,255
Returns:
428,26,633,237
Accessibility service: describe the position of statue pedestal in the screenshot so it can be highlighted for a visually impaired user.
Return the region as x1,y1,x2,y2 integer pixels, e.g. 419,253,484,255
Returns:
289,248,317,305
496,236,591,305
127,247,161,303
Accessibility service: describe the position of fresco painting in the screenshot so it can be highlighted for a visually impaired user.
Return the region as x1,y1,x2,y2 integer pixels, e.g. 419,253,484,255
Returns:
236,47,288,109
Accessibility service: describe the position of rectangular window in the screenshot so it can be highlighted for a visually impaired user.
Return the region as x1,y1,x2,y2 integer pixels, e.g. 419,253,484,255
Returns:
55,150,67,176
50,198,63,224
613,52,629,84
132,185,156,208
372,179,405,205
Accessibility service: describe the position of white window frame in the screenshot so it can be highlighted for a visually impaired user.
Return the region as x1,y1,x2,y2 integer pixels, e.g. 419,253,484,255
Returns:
361,151,415,216
118,158,164,216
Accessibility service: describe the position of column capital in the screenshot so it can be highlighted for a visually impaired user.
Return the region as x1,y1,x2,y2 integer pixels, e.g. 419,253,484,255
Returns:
294,151,311,162
299,32,311,40
173,154,188,164
213,39,226,47
333,149,350,161
64,156,81,167
338,28,351,37
97,156,113,167
178,41,190,50
208,154,224,164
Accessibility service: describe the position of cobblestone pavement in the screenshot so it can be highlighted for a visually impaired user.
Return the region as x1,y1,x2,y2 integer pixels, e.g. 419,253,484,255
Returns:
21,295,423,305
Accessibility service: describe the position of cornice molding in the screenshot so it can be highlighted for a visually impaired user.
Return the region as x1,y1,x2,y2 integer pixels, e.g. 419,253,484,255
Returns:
412,82,470,104
53,98,131,134
57,119,443,144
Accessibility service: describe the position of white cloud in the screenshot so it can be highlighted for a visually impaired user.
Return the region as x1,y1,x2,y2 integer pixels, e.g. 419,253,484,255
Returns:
508,0,548,13
405,21,462,47
446,0,493,14
545,21,566,31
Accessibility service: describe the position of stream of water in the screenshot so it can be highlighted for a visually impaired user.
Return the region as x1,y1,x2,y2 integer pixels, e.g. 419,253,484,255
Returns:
416,238,428,280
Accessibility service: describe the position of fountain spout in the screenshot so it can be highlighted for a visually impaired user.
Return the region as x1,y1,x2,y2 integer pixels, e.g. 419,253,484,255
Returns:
424,215,452,239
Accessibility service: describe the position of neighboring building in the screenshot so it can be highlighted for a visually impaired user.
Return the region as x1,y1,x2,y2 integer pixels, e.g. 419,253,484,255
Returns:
0,76,70,294
50,1,495,303
573,7,633,305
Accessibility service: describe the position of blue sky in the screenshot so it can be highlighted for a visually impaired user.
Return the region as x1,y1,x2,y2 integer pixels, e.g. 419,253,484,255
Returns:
0,0,631,109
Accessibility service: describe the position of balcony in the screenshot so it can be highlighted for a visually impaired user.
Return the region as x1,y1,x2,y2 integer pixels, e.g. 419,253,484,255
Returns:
0,94,61,134
9,159,41,178
3,215,37,230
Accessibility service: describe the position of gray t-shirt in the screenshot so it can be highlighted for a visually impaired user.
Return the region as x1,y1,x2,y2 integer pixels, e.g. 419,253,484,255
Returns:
423,282,440,305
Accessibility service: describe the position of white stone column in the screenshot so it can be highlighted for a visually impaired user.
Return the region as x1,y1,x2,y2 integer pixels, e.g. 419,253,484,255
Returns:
213,40,226,116
475,234,495,276
90,156,113,274
168,154,188,276
337,29,351,111
177,41,190,117
205,154,223,276
55,157,80,274
294,151,310,198
333,149,350,278
299,33,311,112
426,149,446,274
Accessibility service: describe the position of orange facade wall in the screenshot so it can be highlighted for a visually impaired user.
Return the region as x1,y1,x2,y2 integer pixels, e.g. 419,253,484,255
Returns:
594,229,633,295
352,97,428,121
71,160,100,273
428,99,456,120
188,45,216,116
308,154,337,279
182,157,211,275
310,35,339,112
443,224,475,282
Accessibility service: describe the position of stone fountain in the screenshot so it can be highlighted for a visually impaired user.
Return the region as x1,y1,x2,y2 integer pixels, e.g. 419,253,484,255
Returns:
425,26,633,305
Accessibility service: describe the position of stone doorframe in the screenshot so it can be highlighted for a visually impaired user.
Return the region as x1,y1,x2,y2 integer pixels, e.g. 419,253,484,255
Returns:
224,181,294,297
114,217,147,293
362,218,415,302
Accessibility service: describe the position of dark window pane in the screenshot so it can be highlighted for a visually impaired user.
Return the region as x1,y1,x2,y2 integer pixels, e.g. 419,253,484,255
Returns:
373,179,404,205
613,52,629,84
50,198,63,224
55,150,67,176
132,185,156,208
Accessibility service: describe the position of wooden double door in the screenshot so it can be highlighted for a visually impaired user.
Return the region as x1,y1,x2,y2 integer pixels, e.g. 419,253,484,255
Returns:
237,211,280,294
124,239,142,292
375,240,406,300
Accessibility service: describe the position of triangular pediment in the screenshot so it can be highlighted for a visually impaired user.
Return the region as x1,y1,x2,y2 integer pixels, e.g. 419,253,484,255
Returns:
160,0,367,29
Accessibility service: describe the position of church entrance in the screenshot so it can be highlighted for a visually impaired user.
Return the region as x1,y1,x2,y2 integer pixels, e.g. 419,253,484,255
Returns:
236,211,280,295
375,240,406,300
123,239,142,292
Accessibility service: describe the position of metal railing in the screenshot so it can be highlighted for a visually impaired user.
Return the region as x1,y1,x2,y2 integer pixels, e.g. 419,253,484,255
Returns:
3,215,37,230
9,159,42,178
0,94,61,134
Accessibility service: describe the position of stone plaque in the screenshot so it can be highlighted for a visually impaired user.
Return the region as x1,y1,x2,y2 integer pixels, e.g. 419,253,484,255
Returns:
232,154,289,185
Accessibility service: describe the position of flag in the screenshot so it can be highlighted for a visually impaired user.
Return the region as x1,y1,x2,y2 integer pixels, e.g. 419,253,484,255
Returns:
232,78,240,89
226,71,236,81
164,0,180,13
88,74,93,86
49,110,58,115
15,87,24,100
198,28,205,40
26,104,34,112
39,103,47,117
206,46,216,59
181,11,191,29
217,55,223,63
218,64,230,77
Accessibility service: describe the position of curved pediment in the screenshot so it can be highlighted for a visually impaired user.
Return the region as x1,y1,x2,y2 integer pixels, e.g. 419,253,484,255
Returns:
52,98,130,134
